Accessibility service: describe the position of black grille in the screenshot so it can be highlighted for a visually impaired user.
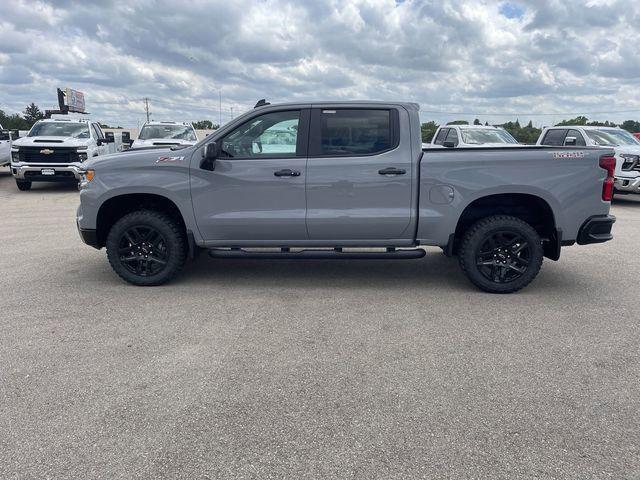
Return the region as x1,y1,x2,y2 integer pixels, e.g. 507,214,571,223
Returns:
18,147,80,164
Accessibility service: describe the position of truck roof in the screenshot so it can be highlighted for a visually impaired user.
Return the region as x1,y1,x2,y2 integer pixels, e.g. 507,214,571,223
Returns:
446,125,504,130
253,101,420,111
545,125,622,131
143,121,194,127
40,116,92,123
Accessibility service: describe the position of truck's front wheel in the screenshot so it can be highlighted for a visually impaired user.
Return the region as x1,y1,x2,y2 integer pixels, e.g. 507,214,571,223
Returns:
106,210,186,286
459,215,543,294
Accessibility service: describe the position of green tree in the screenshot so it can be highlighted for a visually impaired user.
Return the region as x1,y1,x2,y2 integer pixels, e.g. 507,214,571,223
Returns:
0,109,29,130
555,116,616,128
620,120,640,133
420,121,439,143
23,103,44,127
193,120,219,129
473,118,482,125
447,120,469,125
501,120,542,144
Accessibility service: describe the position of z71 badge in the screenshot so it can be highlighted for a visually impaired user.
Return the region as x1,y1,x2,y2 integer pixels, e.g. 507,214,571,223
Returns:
552,151,586,159
156,155,185,163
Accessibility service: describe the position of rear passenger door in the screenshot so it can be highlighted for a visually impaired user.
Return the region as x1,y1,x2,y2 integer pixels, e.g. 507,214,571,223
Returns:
305,107,413,240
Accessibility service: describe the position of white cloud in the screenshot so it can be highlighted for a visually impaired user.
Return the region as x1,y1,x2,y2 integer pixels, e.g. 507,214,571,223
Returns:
0,0,639,127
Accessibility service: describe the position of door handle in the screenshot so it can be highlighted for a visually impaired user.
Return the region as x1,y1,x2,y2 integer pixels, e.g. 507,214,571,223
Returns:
378,167,406,175
274,169,301,177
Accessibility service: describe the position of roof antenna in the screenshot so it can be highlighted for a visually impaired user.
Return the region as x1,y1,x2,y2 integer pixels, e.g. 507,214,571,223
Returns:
254,99,270,108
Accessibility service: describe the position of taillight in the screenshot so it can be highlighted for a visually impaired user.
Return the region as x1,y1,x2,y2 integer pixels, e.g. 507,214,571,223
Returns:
599,155,616,201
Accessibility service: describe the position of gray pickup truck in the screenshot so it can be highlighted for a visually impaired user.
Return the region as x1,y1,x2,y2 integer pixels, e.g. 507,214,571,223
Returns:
76,101,616,293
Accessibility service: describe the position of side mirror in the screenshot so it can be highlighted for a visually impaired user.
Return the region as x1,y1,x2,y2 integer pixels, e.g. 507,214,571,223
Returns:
201,142,219,171
11,130,20,140
104,132,115,143
443,141,456,148
121,131,131,144
564,136,577,146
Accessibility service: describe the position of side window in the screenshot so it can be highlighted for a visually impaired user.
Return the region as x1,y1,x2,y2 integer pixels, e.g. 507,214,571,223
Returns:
445,128,459,146
565,129,586,146
433,129,448,145
220,110,301,158
541,129,568,146
92,124,104,140
316,109,394,156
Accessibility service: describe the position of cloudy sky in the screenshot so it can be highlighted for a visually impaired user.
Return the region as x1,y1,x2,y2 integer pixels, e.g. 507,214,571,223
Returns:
1,0,639,128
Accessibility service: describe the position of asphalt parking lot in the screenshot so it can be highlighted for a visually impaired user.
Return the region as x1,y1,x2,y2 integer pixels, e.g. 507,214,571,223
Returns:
0,169,639,479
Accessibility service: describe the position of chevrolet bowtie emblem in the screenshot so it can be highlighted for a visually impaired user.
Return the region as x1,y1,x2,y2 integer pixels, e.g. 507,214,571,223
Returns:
40,149,54,155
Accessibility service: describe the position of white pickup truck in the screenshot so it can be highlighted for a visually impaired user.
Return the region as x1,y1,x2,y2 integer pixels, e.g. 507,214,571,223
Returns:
131,121,198,149
0,124,11,166
430,124,519,148
537,125,640,195
10,117,119,191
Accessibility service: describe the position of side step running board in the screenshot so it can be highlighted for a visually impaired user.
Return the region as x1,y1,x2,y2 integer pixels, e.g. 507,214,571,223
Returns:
208,248,426,260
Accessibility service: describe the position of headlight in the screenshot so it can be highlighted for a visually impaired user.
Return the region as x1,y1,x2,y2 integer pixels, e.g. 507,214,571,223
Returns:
79,169,95,189
76,147,88,162
620,154,639,170
11,148,19,163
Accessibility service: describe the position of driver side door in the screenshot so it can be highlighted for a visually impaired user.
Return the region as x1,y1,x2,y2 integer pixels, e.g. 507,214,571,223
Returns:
191,108,310,244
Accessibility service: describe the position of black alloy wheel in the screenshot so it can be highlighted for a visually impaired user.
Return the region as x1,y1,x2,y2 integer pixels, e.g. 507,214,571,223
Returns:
475,230,531,284
118,225,169,277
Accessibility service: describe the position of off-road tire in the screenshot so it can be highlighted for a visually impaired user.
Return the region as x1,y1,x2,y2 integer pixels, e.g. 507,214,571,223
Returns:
106,210,186,286
459,215,543,294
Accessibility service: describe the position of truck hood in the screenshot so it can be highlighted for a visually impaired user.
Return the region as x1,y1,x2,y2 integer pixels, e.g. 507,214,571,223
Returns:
12,136,91,148
131,138,197,149
84,145,193,171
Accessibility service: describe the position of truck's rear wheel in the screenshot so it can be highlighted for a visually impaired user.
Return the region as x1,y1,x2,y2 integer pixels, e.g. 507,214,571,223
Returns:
16,179,32,191
106,210,186,286
458,215,543,294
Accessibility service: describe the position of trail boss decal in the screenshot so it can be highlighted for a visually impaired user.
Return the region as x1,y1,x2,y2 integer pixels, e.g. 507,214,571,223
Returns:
552,151,586,159
156,155,185,163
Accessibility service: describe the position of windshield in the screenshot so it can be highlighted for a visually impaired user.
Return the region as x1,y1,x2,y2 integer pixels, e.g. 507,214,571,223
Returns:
139,124,197,141
28,122,90,139
461,128,518,145
584,129,640,146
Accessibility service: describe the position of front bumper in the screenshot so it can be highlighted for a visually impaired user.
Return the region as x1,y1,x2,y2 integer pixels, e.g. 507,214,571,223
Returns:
77,216,100,249
11,162,84,181
614,176,640,194
577,215,616,245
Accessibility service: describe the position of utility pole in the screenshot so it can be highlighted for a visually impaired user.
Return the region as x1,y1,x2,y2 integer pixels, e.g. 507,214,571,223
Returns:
144,98,150,122
218,90,222,126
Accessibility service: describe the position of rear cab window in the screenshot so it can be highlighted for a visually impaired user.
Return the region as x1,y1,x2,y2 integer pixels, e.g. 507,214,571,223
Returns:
445,128,459,146
433,128,448,145
541,129,568,146
309,108,398,156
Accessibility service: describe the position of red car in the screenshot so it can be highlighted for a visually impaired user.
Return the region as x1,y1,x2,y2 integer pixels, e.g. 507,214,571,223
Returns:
634,133,640,140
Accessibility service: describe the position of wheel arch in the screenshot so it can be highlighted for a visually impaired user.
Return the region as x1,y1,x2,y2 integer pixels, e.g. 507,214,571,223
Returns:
448,192,560,260
96,193,187,248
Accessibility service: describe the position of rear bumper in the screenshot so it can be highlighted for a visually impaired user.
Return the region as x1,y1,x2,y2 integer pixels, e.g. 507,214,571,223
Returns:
614,176,640,193
577,215,616,245
12,163,84,181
